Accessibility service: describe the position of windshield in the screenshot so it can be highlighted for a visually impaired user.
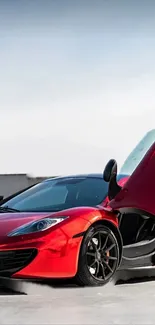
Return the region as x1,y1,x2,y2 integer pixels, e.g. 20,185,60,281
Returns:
1,177,108,212
120,129,155,176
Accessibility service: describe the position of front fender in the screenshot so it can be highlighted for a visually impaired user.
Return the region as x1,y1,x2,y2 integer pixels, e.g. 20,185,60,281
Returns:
80,209,123,265
81,208,118,228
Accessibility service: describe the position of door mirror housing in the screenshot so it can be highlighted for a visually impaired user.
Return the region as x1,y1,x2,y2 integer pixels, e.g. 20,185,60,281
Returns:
103,159,117,182
103,159,121,201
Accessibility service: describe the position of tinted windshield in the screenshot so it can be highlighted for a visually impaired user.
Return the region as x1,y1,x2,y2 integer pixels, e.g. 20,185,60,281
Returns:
120,129,155,176
1,177,108,212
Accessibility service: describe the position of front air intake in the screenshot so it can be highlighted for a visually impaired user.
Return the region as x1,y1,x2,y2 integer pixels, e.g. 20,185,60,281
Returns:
0,248,37,276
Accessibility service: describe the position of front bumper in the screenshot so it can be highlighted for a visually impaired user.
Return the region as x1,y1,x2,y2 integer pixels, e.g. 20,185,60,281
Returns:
0,248,37,277
0,217,90,279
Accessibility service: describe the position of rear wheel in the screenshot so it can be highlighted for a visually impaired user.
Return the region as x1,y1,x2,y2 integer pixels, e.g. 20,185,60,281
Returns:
76,225,120,286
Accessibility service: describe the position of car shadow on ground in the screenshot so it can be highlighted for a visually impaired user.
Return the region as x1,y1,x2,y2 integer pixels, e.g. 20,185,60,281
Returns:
0,278,78,295
0,278,26,295
1,271,155,295
115,276,155,285
0,286,24,295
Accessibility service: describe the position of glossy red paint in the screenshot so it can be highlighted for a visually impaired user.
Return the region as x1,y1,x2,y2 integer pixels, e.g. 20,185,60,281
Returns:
103,176,129,208
109,142,155,216
0,206,118,279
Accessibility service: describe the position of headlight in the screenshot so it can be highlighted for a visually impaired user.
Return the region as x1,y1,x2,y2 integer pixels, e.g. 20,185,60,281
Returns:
7,216,68,237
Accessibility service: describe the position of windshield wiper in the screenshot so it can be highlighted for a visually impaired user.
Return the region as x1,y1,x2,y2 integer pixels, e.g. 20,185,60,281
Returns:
0,206,20,212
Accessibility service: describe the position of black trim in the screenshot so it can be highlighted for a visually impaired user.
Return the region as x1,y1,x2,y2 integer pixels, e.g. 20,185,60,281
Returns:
120,251,155,269
117,207,155,219
0,249,37,276
123,238,155,258
119,238,155,270
108,174,122,200
115,266,155,283
73,231,86,238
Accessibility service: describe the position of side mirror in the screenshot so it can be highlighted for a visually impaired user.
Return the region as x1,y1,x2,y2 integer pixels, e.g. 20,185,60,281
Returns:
103,159,121,201
0,196,4,202
103,159,117,182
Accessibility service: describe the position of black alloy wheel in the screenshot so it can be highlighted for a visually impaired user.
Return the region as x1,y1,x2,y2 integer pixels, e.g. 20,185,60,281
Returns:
76,225,120,286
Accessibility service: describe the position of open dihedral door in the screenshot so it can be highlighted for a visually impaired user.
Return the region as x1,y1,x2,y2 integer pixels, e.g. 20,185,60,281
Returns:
109,130,155,275
110,129,155,217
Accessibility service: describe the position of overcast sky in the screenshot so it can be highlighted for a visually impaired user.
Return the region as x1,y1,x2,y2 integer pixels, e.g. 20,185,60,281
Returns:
0,0,155,176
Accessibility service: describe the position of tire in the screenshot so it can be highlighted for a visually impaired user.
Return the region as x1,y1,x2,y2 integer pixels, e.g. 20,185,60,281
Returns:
75,224,120,287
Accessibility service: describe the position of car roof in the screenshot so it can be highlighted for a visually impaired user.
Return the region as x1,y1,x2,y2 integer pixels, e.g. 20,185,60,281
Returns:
43,173,128,183
44,173,103,182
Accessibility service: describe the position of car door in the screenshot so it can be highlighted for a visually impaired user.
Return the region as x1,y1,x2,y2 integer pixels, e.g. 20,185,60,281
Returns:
109,129,155,216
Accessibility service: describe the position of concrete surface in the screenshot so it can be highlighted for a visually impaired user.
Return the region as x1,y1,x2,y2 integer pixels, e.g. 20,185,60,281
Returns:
0,279,155,325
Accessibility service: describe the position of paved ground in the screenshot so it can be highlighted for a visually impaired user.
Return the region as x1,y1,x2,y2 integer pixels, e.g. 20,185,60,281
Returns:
0,277,155,325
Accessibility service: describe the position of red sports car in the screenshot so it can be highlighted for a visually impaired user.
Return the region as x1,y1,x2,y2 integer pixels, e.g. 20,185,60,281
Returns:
0,130,154,287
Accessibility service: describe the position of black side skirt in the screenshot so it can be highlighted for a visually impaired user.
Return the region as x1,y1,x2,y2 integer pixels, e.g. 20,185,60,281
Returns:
119,238,155,270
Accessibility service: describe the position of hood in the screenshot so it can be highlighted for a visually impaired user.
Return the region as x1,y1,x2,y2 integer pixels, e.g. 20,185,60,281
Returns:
0,212,54,238
0,206,96,238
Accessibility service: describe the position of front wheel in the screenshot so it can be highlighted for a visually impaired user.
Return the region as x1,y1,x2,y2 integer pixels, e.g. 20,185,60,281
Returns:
76,225,120,286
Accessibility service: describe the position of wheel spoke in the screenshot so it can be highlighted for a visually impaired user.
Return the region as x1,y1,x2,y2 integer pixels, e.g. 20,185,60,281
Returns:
98,232,102,250
102,260,113,273
95,261,100,276
100,263,105,279
86,252,96,257
108,256,117,261
105,243,116,253
90,260,96,267
101,234,109,250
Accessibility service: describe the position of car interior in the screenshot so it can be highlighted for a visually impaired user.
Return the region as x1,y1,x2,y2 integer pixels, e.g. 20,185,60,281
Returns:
119,213,155,245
